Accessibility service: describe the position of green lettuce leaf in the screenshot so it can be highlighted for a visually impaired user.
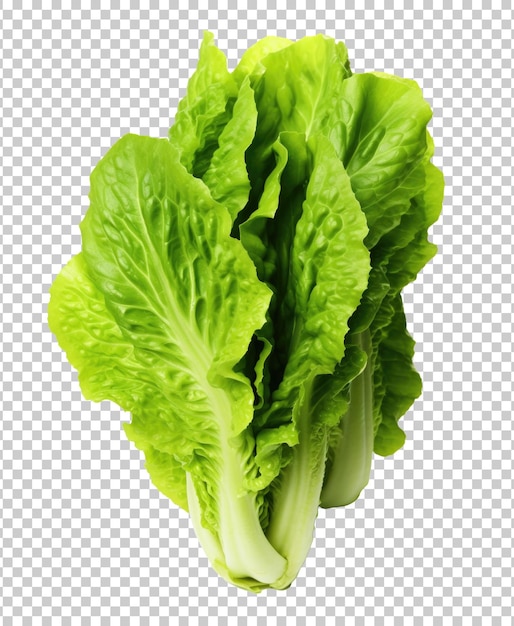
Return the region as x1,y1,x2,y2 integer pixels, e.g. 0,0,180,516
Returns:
202,76,258,222
232,35,292,85
50,133,290,591
168,33,259,226
244,35,352,203
329,72,433,246
371,293,422,456
169,31,238,177
242,133,370,588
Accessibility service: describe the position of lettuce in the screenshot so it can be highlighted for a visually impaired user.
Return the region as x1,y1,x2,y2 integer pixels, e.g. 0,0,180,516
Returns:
48,33,443,592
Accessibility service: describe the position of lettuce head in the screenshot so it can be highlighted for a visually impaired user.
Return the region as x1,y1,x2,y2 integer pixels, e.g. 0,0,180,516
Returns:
48,33,443,592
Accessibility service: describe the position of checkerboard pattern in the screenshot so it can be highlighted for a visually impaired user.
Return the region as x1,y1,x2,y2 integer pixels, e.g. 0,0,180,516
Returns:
2,3,513,624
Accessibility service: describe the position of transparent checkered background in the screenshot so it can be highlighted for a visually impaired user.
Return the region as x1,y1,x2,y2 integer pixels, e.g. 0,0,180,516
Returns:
1,2,513,624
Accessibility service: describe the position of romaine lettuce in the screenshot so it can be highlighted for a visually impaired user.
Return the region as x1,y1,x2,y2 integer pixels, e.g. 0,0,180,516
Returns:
48,33,443,592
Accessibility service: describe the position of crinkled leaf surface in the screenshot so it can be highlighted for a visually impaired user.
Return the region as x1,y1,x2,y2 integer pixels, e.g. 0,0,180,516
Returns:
241,133,370,588
49,133,291,590
245,35,352,200
202,77,258,222
169,31,238,178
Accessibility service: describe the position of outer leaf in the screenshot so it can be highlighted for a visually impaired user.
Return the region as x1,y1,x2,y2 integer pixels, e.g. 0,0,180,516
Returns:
327,72,433,246
81,135,269,390
349,263,390,334
261,133,370,424
251,35,352,141
239,137,289,279
169,35,259,224
346,162,432,336
245,35,352,202
366,159,443,455
250,134,370,588
378,161,444,292
51,133,288,590
202,77,258,221
169,31,238,177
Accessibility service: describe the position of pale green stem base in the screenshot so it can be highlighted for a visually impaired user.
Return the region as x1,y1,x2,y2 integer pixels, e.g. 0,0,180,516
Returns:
320,329,373,508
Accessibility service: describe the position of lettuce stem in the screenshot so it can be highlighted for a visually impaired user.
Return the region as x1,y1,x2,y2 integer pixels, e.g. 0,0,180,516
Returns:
320,329,374,508
186,428,287,591
265,380,329,590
